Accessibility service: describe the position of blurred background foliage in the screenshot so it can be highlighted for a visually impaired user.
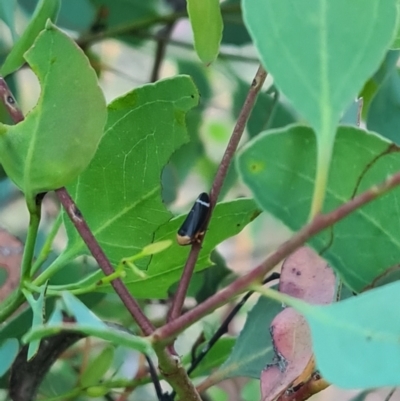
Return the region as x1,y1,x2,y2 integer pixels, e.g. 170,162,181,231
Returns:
0,0,397,400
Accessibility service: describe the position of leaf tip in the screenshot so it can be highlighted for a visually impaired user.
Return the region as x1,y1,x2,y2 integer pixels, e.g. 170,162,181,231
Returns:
45,19,55,31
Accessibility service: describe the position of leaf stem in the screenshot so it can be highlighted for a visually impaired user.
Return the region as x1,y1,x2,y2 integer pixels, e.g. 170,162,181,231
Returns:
154,170,400,342
77,3,240,47
21,194,43,283
167,65,268,322
0,290,25,322
32,247,72,286
309,132,335,219
30,213,62,276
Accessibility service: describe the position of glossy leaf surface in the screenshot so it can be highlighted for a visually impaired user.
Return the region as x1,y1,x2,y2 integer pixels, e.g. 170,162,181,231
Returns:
238,125,400,291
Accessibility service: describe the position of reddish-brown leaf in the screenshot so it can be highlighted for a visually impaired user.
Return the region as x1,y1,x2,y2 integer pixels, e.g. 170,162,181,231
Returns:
0,228,22,302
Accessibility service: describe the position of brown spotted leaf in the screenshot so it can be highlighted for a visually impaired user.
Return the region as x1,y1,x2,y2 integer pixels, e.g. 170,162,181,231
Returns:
279,246,336,304
261,247,336,401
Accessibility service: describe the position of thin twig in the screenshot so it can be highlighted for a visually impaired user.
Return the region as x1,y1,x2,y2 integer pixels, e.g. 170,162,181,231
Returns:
154,171,400,342
150,23,176,82
169,272,280,399
384,388,396,401
167,65,267,322
77,4,240,47
55,188,155,336
136,31,260,63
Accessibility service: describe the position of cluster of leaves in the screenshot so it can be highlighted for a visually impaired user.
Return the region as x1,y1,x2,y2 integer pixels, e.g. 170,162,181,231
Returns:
0,0,400,401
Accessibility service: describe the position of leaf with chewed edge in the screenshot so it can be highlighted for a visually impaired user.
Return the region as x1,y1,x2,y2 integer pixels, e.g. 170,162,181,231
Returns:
261,247,336,401
58,76,199,269
0,23,106,202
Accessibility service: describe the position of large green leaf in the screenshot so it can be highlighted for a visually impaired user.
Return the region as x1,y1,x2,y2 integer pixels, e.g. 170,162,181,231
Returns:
243,0,397,139
243,0,398,215
238,125,400,292
0,23,107,202
122,198,259,298
266,281,400,388
60,76,199,267
1,0,61,76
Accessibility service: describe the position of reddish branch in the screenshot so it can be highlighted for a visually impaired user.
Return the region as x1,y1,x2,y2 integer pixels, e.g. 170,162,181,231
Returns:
167,65,268,322
0,77,24,123
154,174,400,342
55,188,155,335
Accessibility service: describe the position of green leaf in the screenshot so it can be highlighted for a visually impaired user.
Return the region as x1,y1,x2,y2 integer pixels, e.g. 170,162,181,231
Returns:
292,282,400,388
361,50,400,118
18,0,95,33
90,0,157,35
60,76,198,267
221,0,251,46
187,0,223,65
141,240,172,257
1,0,61,76
237,124,400,292
340,98,362,126
193,251,231,303
216,296,280,380
52,0,95,32
0,23,107,202
0,0,17,41
391,16,400,48
23,320,152,355
61,292,106,329
0,338,19,377
122,198,260,298
80,346,114,388
189,337,235,377
242,380,261,401
208,387,229,401
67,200,256,298
367,67,400,144
243,0,398,215
233,80,296,138
24,285,47,360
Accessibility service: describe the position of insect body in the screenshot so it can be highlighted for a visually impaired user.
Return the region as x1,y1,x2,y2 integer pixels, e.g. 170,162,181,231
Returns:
176,192,210,245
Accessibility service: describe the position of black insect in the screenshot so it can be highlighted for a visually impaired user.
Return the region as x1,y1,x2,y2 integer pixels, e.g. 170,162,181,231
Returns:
176,192,210,246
